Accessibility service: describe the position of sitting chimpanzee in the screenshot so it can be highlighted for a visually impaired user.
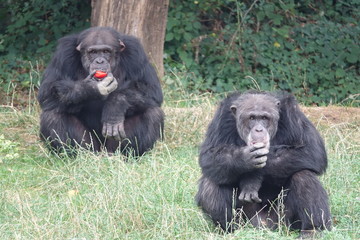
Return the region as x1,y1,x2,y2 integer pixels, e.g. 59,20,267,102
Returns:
38,27,164,157
196,90,331,238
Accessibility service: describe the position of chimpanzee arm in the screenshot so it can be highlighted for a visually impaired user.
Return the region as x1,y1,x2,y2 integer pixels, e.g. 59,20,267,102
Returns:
238,172,263,203
101,61,163,139
101,86,162,139
39,72,117,113
264,94,328,179
265,129,327,179
199,144,267,185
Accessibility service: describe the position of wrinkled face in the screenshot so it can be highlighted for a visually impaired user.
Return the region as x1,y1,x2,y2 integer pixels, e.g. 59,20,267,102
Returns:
231,94,280,148
77,29,125,74
82,44,115,73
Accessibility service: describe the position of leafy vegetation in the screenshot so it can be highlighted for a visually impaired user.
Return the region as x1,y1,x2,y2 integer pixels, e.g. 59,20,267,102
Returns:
0,0,91,90
164,0,360,105
0,0,91,56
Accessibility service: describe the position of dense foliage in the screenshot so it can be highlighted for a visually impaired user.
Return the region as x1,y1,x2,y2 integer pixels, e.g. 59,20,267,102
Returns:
0,0,91,89
165,0,360,105
0,0,359,105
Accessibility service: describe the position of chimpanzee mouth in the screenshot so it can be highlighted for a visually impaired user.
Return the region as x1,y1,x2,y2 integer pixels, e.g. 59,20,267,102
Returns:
91,68,108,73
255,154,267,159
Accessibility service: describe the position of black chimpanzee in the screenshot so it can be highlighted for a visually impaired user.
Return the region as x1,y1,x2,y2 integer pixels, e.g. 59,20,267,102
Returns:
196,90,331,238
38,27,164,157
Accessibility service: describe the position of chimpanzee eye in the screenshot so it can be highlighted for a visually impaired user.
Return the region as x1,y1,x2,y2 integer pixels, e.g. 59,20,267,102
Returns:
262,116,268,120
103,49,110,54
249,116,255,120
89,49,96,54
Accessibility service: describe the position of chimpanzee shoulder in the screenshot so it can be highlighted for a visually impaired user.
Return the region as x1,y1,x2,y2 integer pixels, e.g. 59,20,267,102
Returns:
201,92,245,149
274,92,321,145
53,34,83,76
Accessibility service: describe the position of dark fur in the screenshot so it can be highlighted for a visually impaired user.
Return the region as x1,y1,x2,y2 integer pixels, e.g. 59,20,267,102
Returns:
38,27,164,156
196,91,331,236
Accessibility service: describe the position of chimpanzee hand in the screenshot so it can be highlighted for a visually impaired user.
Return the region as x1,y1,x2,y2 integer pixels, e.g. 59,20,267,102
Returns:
102,120,126,140
96,73,118,96
239,187,262,203
84,72,118,96
236,142,269,170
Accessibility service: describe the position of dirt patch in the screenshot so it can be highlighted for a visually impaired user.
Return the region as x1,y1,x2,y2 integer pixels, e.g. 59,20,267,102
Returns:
165,105,360,126
301,106,360,125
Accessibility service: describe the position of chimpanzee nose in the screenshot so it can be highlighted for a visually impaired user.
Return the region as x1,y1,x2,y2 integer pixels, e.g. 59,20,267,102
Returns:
95,57,104,64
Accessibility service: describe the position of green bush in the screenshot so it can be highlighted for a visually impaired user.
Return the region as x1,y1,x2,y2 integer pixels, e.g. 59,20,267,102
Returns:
0,0,91,57
0,0,91,90
164,0,360,105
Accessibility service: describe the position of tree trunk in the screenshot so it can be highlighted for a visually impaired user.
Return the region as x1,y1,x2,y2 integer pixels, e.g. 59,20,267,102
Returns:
91,0,169,78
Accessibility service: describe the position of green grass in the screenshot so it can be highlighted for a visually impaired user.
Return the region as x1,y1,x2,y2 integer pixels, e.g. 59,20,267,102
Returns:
0,88,359,239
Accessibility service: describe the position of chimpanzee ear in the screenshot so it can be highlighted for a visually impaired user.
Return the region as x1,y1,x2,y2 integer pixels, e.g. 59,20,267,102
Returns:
230,105,237,115
119,40,126,52
76,43,82,51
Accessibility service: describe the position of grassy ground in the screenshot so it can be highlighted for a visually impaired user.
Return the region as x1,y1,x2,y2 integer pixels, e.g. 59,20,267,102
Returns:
0,89,359,239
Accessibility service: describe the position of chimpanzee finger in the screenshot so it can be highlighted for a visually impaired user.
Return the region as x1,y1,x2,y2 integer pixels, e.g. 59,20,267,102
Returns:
88,70,97,79
102,124,108,137
253,156,267,168
253,148,269,157
107,78,118,92
113,131,121,141
90,70,97,76
243,193,252,202
112,124,122,141
253,142,266,149
256,155,267,162
85,70,97,81
250,143,266,152
101,76,113,86
105,123,114,138
118,123,126,138
239,191,245,201
251,194,262,203
255,162,266,168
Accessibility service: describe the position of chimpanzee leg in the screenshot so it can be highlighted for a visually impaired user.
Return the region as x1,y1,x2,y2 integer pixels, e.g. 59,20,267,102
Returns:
196,177,240,232
40,111,101,154
106,107,164,156
284,170,331,234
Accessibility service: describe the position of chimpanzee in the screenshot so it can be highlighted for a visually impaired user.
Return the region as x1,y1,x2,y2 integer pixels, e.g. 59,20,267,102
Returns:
38,27,164,157
196,90,331,238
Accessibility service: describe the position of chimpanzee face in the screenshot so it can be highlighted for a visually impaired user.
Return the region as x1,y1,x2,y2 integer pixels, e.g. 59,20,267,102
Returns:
231,94,280,147
82,44,115,73
76,29,126,74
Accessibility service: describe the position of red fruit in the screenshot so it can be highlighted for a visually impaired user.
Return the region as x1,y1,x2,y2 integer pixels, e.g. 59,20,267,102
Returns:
94,71,108,79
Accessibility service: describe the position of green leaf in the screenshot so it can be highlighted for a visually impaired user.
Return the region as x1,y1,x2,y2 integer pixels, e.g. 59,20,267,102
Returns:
335,68,346,78
165,32,174,41
256,11,265,21
272,26,290,38
346,54,358,63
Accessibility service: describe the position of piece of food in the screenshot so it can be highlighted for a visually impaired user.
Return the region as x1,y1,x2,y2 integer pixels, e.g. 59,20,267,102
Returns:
94,71,108,79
